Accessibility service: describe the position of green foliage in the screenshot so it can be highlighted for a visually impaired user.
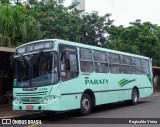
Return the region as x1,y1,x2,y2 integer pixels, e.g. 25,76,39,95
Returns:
81,12,113,46
0,0,10,5
1,0,160,66
106,20,160,66
26,0,113,46
0,0,112,47
0,3,42,47
26,0,81,40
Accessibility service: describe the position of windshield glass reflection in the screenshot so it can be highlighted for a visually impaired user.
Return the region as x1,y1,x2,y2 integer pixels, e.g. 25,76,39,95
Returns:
15,52,59,87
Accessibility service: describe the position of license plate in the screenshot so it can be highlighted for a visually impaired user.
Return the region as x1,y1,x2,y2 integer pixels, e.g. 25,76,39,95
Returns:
26,105,34,110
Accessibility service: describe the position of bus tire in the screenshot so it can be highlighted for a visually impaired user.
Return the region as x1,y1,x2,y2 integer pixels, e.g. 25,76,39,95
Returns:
80,93,92,115
131,89,138,105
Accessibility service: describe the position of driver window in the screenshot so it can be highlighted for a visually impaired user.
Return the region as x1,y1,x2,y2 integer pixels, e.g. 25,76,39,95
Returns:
59,45,79,81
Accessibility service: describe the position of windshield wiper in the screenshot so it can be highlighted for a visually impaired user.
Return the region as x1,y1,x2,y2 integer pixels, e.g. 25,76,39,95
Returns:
20,54,26,68
31,50,43,66
29,50,43,87
15,54,26,68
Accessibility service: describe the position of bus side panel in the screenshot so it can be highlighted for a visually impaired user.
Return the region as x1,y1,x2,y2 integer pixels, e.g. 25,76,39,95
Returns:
60,94,81,111
95,93,103,105
101,92,109,104
107,74,122,103
59,78,83,111
139,88,153,98
108,91,119,103
138,74,153,98
118,90,130,101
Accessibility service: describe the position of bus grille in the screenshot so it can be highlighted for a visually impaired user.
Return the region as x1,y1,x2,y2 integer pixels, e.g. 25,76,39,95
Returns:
19,97,42,104
15,91,48,104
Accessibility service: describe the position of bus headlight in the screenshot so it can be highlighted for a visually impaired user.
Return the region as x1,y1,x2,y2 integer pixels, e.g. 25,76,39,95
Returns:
41,95,56,104
14,97,21,104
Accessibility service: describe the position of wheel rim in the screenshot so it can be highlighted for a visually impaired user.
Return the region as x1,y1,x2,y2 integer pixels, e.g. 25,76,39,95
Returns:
82,98,90,111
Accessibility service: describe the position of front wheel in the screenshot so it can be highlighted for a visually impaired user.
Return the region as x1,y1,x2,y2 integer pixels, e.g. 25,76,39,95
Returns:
131,89,139,105
80,93,92,115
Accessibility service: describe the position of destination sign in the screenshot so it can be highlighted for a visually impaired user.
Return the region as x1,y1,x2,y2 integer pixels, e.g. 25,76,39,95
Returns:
16,41,54,55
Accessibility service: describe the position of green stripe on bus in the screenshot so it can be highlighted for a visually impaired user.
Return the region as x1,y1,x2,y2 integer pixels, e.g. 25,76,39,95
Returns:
120,79,136,87
118,79,126,84
119,79,128,86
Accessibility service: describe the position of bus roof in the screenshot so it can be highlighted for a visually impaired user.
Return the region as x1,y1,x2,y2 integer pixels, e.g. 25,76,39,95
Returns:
16,39,150,59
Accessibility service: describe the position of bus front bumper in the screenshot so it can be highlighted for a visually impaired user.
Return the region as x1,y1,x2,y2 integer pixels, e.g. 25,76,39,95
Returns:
13,100,61,111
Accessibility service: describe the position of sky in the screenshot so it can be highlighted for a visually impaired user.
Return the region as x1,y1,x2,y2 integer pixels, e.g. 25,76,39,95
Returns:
64,0,160,26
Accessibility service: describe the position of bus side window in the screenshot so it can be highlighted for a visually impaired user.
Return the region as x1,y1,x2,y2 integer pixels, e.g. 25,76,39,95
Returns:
80,49,93,72
133,57,143,74
108,53,122,74
141,59,150,74
93,51,109,73
69,54,79,77
60,52,67,78
122,56,133,74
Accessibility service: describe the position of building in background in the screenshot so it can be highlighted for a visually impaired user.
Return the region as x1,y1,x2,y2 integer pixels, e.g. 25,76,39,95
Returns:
72,0,85,15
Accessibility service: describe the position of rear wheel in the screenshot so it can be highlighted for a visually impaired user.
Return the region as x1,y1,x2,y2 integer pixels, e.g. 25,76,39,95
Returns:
80,93,92,115
131,89,138,105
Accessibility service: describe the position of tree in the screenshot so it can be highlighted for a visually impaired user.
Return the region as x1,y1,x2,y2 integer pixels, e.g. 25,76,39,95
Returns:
106,20,160,66
0,0,9,5
26,0,82,40
0,3,42,47
26,0,113,46
81,12,113,46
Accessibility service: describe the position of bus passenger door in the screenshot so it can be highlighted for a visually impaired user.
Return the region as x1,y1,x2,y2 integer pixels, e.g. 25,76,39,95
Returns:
59,44,80,110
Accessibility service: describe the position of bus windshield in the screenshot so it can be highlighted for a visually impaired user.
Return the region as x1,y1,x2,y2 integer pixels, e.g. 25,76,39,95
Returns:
14,51,59,87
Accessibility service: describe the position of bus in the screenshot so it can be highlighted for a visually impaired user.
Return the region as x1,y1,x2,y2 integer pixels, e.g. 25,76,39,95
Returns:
13,39,153,115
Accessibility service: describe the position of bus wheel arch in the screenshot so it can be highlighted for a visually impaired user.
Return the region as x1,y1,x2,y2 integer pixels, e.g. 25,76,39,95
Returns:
131,87,139,105
80,89,95,115
133,86,139,98
83,89,96,107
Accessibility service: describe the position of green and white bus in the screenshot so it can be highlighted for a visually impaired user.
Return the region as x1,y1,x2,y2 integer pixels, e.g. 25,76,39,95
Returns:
13,39,153,115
